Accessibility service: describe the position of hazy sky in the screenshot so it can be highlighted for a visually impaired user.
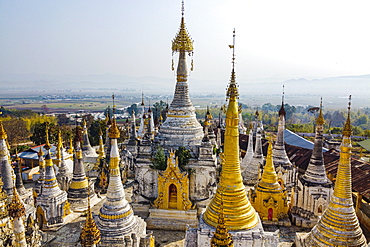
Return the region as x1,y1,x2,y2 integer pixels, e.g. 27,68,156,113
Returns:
1,0,370,83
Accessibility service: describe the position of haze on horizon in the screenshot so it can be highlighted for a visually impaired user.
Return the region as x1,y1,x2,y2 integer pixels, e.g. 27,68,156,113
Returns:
1,0,370,86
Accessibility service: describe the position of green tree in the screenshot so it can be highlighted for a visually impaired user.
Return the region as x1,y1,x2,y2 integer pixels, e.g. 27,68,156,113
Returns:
175,146,190,170
330,111,346,127
2,119,30,147
150,146,167,170
282,104,296,122
57,114,70,126
127,104,139,116
59,125,73,146
89,120,107,146
363,130,370,138
11,144,30,154
30,122,58,145
152,100,168,120
262,103,277,112
331,127,342,134
352,126,363,136
356,114,368,125
104,106,113,119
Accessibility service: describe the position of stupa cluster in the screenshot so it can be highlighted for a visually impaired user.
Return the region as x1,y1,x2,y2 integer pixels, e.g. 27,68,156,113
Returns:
0,1,369,247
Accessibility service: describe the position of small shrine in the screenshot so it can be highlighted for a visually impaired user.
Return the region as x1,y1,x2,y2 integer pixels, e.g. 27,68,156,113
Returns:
147,151,197,230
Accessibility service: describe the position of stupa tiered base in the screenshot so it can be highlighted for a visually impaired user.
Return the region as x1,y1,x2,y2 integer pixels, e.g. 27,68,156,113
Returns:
185,212,278,247
146,208,198,231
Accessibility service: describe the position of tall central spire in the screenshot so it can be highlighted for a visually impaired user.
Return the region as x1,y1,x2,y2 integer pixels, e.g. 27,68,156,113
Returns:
203,30,259,230
156,0,203,148
171,0,194,107
302,96,367,247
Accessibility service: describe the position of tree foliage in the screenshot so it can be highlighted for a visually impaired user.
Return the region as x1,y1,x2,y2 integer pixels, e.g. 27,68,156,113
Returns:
2,119,29,146
175,146,190,170
127,104,139,116
88,120,107,146
152,100,168,120
150,146,167,171
30,122,58,145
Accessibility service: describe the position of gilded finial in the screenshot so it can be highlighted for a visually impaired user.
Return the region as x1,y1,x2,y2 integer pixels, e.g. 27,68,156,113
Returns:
316,97,325,126
38,146,44,158
172,1,194,53
105,107,112,126
109,118,120,139
45,149,54,168
44,123,51,150
159,113,163,122
57,130,63,149
83,118,87,127
80,187,101,247
210,192,234,247
226,29,238,101
56,129,63,161
343,95,352,137
0,121,7,140
8,187,26,218
68,137,74,155
204,119,211,127
206,106,213,120
98,127,105,159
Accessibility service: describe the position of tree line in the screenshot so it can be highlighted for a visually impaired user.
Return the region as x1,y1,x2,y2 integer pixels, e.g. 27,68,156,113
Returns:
195,103,370,137
1,101,368,154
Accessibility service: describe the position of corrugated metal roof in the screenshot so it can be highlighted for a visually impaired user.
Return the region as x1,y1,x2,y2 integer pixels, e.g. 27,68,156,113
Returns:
285,129,328,152
358,139,370,151
19,144,58,160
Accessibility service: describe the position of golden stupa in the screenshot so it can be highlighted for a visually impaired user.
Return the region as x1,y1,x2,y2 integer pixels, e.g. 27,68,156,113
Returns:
203,30,259,230
301,96,367,247
250,141,289,222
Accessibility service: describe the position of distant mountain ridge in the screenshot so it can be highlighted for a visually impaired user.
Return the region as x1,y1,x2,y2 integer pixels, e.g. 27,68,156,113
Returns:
1,73,369,97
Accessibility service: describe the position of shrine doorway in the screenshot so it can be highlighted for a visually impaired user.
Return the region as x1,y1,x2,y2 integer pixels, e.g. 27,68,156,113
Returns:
168,184,177,209
268,208,273,221
318,205,323,214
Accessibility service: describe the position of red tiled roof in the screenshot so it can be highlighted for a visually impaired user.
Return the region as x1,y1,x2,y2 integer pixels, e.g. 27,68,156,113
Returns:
286,143,370,201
